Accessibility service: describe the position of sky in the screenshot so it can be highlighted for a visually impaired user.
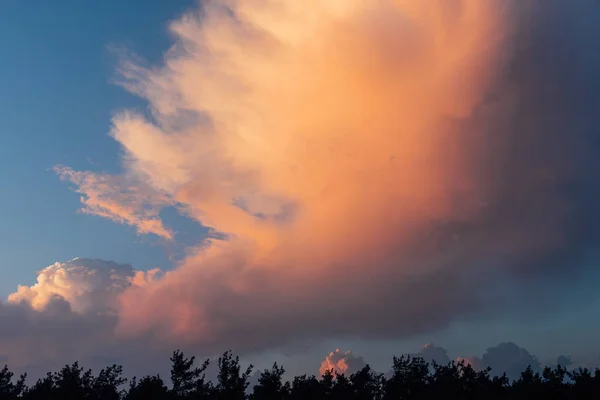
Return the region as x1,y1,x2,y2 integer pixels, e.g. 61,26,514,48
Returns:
1,0,600,382
0,0,197,293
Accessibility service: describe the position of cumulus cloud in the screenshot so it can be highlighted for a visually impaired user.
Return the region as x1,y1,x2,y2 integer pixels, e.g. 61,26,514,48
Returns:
0,259,172,380
556,355,573,368
409,344,450,366
7,258,136,314
44,0,600,357
458,342,540,380
319,349,367,376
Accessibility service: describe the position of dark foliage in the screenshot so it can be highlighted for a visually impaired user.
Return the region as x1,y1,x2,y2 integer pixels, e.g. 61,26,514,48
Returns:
125,375,169,400
1,351,599,399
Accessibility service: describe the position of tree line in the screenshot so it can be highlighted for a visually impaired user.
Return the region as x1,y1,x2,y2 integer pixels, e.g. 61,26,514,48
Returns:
1,350,599,399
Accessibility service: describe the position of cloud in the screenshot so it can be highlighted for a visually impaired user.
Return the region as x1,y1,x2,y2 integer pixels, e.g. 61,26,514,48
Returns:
382,343,451,378
0,299,177,382
0,256,594,383
458,342,540,381
7,258,136,314
0,259,171,380
556,355,573,368
0,295,117,374
410,344,450,366
319,349,367,376
54,166,175,239
456,356,486,372
46,0,600,357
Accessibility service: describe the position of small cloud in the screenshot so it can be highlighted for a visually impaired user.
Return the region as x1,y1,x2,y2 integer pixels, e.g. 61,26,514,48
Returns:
458,342,540,380
556,355,573,367
456,356,486,371
413,343,450,365
319,349,367,376
54,166,175,239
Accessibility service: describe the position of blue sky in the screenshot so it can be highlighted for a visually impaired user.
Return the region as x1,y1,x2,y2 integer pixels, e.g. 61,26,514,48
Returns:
0,0,196,296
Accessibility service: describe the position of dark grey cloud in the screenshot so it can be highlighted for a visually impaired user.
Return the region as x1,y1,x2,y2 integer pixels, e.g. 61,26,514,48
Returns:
459,342,541,381
556,355,573,368
403,344,450,366
482,343,540,380
0,297,183,382
367,0,600,331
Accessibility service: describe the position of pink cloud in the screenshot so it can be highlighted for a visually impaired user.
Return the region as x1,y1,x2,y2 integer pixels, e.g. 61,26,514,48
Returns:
319,349,367,376
105,0,518,350
46,0,600,358
54,166,175,239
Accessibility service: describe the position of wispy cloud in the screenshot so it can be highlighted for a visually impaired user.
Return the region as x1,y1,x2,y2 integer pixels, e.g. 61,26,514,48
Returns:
54,166,175,239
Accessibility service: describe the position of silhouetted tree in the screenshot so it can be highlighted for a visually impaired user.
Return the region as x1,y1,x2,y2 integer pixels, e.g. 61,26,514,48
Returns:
289,374,324,400
170,350,212,399
319,369,335,398
126,375,169,400
250,363,289,400
91,365,127,400
568,367,600,399
350,365,385,400
428,360,462,398
541,364,569,399
460,363,508,399
55,362,95,400
23,372,55,400
511,365,543,400
0,365,26,399
489,374,510,398
23,362,94,400
384,356,430,399
215,350,253,400
6,349,600,399
329,372,353,400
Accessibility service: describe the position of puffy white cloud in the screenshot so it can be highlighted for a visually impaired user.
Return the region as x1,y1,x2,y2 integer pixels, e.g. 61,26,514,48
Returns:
7,258,137,314
1,258,172,380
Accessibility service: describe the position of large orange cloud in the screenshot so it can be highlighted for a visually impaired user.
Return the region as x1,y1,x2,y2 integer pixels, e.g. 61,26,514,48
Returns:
89,0,515,344
53,0,600,354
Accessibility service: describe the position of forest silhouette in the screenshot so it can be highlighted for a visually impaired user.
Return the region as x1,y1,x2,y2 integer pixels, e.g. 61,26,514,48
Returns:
1,349,599,399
